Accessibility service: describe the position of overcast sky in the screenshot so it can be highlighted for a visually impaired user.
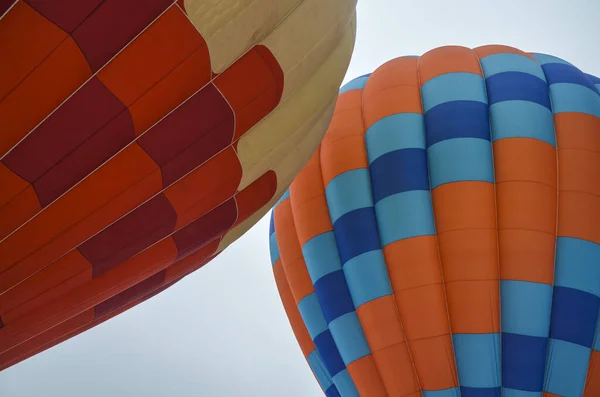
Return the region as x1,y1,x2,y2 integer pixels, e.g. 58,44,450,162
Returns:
1,1,599,396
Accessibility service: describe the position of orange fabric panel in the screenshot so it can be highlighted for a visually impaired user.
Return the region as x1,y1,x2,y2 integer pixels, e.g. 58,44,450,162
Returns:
555,113,600,153
346,355,387,397
557,191,600,244
409,335,458,391
165,239,220,282
384,236,443,290
362,57,422,129
274,200,314,304
356,296,405,350
445,280,500,334
129,48,212,136
164,147,242,229
431,182,497,233
355,296,414,395
0,143,162,294
584,350,600,397
492,138,557,186
559,149,600,197
0,36,92,161
0,250,91,323
289,148,333,246
98,7,207,107
0,308,95,371
474,44,537,60
0,2,70,155
273,259,315,358
320,89,367,186
437,230,498,282
496,181,556,234
370,342,421,397
498,229,556,284
394,285,450,341
0,239,179,355
0,164,40,239
418,46,482,85
213,45,283,142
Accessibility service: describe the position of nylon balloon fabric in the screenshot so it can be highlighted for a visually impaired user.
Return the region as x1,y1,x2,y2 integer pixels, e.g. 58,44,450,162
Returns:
0,0,357,370
268,45,600,397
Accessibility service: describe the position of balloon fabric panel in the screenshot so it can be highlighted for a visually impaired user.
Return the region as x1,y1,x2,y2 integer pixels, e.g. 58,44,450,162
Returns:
270,45,600,397
0,0,357,370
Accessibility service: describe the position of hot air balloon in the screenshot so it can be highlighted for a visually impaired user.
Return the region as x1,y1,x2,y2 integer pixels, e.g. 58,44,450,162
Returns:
269,45,600,397
0,0,357,370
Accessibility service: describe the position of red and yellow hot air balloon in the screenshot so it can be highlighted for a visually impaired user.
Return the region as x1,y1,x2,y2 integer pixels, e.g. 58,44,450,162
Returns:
0,0,357,370
269,45,600,397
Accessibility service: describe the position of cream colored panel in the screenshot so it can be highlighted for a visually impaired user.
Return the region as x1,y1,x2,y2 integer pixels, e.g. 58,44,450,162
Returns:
235,22,356,190
184,0,300,73
262,0,356,100
217,99,336,252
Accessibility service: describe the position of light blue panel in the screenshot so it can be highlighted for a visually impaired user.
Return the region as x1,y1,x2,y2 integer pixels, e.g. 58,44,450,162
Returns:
427,137,494,188
501,280,553,337
329,312,371,365
501,388,542,397
423,388,461,397
303,232,343,283
596,84,600,94
543,338,591,397
531,53,574,67
375,190,436,246
549,83,600,118
365,113,426,163
480,53,547,81
298,292,329,340
593,307,600,351
343,250,393,307
489,101,556,146
325,169,373,224
453,333,501,388
339,75,370,95
307,350,333,391
269,233,280,266
554,237,600,297
331,369,360,397
421,72,487,112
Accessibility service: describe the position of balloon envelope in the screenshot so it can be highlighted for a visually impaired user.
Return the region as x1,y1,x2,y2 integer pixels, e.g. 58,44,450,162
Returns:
269,45,600,397
0,0,357,370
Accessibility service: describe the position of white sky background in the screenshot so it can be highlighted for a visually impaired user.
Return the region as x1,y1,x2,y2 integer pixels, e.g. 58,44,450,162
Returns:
1,0,599,395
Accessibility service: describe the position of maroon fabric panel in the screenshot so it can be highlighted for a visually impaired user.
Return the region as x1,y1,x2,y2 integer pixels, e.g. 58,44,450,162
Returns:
3,77,126,184
0,315,4,329
72,0,173,71
25,0,103,33
141,276,180,303
94,269,166,318
0,0,16,16
34,108,135,207
79,193,177,277
172,198,237,259
137,83,234,187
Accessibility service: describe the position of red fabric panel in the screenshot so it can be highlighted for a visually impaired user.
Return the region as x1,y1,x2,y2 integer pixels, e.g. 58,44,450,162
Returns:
72,0,173,71
137,83,234,187
172,198,237,259
25,0,102,33
94,269,166,318
2,77,130,195
78,193,177,277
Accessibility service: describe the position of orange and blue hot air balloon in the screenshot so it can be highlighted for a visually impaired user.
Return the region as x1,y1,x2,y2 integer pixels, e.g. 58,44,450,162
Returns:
269,45,600,397
0,0,357,370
